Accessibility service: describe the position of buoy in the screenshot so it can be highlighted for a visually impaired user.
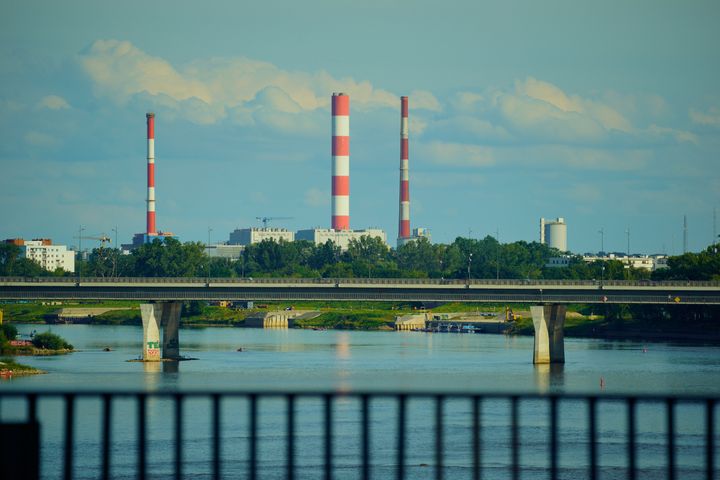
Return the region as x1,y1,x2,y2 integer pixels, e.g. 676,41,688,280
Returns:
236,347,243,352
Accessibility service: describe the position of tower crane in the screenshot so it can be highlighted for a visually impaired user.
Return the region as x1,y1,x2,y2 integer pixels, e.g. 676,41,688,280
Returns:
256,217,293,228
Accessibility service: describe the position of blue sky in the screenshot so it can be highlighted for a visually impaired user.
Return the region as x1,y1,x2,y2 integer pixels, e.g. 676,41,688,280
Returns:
1,0,719,254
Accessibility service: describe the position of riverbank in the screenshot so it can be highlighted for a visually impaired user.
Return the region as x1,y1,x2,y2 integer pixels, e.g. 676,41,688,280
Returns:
0,357,45,377
2,300,718,343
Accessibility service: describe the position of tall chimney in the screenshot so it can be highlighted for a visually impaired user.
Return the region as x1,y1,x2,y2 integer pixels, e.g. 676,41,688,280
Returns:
331,93,350,230
398,96,410,241
146,113,156,235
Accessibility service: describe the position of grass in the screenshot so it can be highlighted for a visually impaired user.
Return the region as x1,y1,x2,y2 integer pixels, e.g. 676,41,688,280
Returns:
0,357,44,375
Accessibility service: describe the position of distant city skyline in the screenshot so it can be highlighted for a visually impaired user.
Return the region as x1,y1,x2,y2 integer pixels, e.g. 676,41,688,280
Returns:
1,1,719,254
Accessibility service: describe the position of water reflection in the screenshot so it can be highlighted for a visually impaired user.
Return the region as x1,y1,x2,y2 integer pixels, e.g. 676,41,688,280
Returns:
534,364,565,393
163,361,179,374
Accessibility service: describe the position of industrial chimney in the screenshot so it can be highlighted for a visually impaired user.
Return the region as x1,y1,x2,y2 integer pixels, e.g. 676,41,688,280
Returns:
398,96,410,242
146,112,156,236
331,93,350,230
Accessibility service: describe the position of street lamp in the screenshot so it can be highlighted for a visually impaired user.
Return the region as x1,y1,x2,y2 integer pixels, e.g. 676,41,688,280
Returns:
77,225,85,282
598,228,604,254
112,226,118,249
467,253,473,283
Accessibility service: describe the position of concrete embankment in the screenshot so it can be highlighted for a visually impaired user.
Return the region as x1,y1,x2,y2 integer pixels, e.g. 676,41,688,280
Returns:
244,310,320,328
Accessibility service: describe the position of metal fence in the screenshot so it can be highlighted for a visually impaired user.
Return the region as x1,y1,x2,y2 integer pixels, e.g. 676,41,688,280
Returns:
0,390,717,480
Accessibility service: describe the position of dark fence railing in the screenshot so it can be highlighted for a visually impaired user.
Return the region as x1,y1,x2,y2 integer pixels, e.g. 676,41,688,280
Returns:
2,276,719,288
0,390,717,480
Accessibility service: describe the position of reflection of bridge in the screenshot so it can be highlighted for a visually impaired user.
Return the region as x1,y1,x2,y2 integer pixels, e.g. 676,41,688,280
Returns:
2,277,719,364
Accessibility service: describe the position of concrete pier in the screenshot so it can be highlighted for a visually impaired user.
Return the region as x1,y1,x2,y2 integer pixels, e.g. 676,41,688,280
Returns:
140,302,182,361
530,304,566,364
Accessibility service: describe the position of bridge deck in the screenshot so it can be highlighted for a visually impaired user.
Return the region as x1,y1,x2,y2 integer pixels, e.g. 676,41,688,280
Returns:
1,277,719,304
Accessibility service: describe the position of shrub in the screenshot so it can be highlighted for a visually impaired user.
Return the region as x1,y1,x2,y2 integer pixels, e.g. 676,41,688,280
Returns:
0,324,17,341
32,331,73,350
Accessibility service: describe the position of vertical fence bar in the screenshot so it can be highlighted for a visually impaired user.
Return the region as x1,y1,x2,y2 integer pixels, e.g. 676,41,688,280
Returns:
102,394,112,480
511,396,519,480
249,394,257,480
63,394,75,480
473,397,481,480
627,398,636,480
435,395,444,480
28,393,37,423
667,398,675,480
175,394,184,479
397,395,407,480
212,394,221,480
706,399,714,480
550,396,558,480
138,393,147,480
287,394,295,480
324,394,333,480
361,395,370,480
589,397,597,480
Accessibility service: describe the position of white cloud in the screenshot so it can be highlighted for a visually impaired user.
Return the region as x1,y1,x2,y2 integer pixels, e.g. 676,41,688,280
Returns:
37,95,70,110
78,40,440,126
423,142,495,167
23,131,60,148
304,188,329,207
689,106,720,127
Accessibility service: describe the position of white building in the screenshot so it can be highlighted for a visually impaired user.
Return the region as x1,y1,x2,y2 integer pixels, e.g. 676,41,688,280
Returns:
13,239,75,273
228,228,294,246
397,227,432,248
296,228,387,251
540,217,568,252
205,244,244,260
582,254,669,272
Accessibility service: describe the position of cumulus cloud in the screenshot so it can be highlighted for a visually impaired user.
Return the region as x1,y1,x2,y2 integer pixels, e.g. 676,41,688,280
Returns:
38,95,70,110
304,188,329,207
689,106,720,127
78,40,440,127
423,142,495,167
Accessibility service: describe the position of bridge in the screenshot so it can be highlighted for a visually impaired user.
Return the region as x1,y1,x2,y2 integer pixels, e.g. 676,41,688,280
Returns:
2,276,719,364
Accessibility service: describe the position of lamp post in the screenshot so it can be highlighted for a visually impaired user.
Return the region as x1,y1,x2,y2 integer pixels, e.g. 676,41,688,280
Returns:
206,227,213,284
467,252,473,284
112,226,118,249
598,228,604,254
495,227,500,281
625,228,631,257
77,225,85,282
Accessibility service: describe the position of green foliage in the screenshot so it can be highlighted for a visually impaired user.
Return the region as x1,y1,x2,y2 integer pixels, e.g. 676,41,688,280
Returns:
652,244,720,280
1,324,18,341
32,331,73,350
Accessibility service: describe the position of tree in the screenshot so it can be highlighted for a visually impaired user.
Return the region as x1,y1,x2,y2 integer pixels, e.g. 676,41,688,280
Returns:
32,331,73,350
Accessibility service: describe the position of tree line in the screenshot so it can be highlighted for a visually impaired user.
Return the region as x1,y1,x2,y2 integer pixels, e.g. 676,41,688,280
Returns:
1,236,718,281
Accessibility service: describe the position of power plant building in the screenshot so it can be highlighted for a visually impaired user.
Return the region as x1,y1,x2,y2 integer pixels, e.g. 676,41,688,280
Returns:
205,244,244,260
228,228,294,246
540,217,568,252
397,227,432,247
296,228,387,251
5,238,75,273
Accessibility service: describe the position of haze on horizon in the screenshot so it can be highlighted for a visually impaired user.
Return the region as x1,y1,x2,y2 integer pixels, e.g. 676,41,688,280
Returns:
1,0,719,255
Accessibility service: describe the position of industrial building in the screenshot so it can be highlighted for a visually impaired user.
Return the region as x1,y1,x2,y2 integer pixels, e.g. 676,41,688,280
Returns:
228,228,294,246
296,228,387,251
5,238,75,273
540,217,568,252
545,254,668,271
397,227,432,247
205,244,244,260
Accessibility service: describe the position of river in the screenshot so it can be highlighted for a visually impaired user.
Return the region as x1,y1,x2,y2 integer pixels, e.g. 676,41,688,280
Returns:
2,324,719,479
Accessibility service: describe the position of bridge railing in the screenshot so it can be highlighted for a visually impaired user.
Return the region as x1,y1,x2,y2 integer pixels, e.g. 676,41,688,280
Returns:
1,276,718,288
0,390,716,480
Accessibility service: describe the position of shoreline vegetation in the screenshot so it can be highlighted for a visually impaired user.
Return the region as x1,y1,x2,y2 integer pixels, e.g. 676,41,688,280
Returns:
2,300,719,344
0,357,45,377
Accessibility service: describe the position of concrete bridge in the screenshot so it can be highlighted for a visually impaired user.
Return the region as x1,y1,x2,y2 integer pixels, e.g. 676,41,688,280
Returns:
2,276,718,364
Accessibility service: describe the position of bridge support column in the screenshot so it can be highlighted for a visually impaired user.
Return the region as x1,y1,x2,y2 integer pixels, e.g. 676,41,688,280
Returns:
140,302,182,361
530,304,566,364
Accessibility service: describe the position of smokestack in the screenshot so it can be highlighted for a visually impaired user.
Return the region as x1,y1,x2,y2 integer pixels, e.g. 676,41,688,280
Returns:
398,96,410,241
331,93,350,230
146,113,156,235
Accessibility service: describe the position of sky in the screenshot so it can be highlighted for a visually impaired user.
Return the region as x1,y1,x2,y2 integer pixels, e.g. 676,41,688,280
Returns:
1,0,719,255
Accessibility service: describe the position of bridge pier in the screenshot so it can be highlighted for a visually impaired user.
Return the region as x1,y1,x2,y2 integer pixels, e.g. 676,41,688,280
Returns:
530,304,566,364
140,302,182,361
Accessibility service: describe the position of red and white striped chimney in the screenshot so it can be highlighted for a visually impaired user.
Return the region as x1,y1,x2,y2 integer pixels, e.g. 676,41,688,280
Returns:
398,96,410,241
331,93,350,230
146,112,157,236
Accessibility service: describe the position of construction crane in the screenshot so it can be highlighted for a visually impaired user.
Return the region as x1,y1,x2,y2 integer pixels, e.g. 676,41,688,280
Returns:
256,217,293,228
74,234,112,249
